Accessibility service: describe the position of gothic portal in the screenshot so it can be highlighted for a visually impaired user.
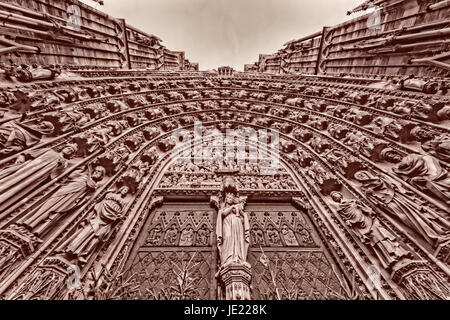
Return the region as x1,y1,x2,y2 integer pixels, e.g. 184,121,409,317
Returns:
0,0,449,300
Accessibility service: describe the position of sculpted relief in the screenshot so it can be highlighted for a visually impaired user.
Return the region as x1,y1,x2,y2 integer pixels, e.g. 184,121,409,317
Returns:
0,68,448,301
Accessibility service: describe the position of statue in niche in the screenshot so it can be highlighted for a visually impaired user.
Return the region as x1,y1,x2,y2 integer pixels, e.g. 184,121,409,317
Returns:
56,186,130,264
296,224,314,245
369,117,404,140
0,121,54,158
216,178,250,267
0,144,77,212
281,224,299,246
163,223,179,245
330,191,411,270
266,224,282,246
393,154,450,206
379,148,403,164
17,166,106,236
146,223,163,246
251,224,265,246
342,131,376,158
196,224,210,246
179,224,194,246
354,171,450,248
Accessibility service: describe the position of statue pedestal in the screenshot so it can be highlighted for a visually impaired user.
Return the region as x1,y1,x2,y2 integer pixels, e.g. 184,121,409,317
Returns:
218,263,252,300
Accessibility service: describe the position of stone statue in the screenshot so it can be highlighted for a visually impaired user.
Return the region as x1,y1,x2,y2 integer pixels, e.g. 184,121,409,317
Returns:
146,223,163,246
163,223,179,245
17,165,106,236
393,154,450,206
216,191,250,267
421,134,450,163
330,191,411,270
354,171,450,248
0,144,77,212
281,224,299,246
0,121,54,158
179,224,194,246
196,224,210,246
56,186,129,264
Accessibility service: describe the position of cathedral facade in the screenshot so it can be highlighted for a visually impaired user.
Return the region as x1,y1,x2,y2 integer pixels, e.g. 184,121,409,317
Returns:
0,0,449,300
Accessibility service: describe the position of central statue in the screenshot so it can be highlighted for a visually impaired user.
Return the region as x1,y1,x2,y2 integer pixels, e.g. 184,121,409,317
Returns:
215,177,250,267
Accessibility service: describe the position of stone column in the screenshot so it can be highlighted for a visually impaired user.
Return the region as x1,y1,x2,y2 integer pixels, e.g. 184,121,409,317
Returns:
218,263,252,300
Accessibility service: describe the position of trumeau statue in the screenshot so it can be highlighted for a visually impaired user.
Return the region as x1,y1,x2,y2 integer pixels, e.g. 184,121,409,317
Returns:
17,165,106,236
354,170,450,248
216,177,250,267
0,144,78,212
56,186,130,264
330,191,411,270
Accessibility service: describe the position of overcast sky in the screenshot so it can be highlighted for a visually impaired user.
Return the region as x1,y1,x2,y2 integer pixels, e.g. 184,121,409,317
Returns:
80,0,366,70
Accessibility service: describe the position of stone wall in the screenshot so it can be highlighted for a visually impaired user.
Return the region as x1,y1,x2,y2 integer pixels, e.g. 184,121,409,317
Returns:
247,0,449,78
0,0,197,71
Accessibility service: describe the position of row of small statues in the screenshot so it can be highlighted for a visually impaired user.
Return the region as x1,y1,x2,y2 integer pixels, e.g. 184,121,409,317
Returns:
159,173,297,190
2,73,446,126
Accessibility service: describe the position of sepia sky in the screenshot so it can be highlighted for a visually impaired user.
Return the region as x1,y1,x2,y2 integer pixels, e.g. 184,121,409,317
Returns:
80,0,366,71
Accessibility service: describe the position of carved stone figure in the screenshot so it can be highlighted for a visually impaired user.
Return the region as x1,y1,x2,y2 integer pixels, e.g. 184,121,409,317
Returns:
17,166,106,236
179,224,194,246
266,224,282,246
216,191,250,267
281,224,299,246
421,134,450,163
393,154,450,205
146,223,163,246
330,192,411,270
343,131,377,158
56,186,130,264
251,225,265,246
354,171,450,248
196,224,210,246
0,144,77,212
0,121,54,158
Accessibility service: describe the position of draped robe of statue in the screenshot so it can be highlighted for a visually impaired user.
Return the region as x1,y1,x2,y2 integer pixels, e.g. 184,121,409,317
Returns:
358,173,450,247
216,195,250,267
0,148,67,212
335,197,410,269
393,154,450,206
57,189,127,262
422,135,450,163
0,121,54,157
18,167,100,235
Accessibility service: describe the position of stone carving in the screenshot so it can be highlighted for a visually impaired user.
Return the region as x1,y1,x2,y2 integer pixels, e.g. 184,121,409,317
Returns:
354,171,450,248
330,192,411,270
56,186,130,265
5,64,61,83
0,144,77,212
421,134,450,163
393,154,450,206
17,166,106,237
216,183,250,267
0,121,54,158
